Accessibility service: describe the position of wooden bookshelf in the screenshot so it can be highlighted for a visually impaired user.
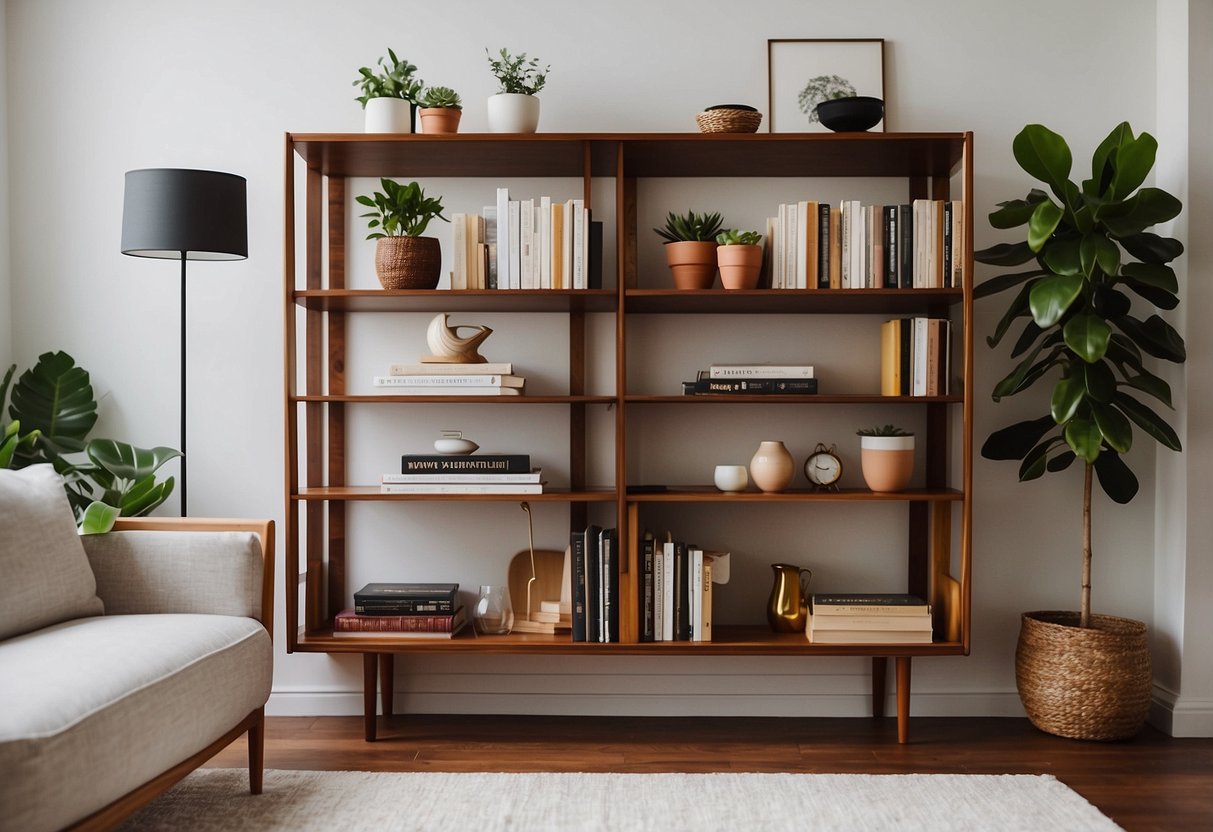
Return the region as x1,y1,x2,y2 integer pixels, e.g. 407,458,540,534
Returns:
284,131,974,745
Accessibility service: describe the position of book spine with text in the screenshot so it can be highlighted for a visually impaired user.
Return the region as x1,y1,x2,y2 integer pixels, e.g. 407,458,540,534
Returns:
401,455,530,473
383,470,541,484
570,529,587,642
708,365,814,379
353,599,457,615
683,378,818,395
380,482,542,495
337,609,463,632
641,533,655,643
389,362,514,375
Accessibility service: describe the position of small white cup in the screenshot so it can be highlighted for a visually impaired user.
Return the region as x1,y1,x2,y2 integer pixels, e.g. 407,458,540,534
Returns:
714,464,749,492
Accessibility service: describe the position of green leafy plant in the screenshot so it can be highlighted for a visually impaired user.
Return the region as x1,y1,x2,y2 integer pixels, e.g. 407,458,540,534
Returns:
353,48,424,108
356,178,449,239
420,86,462,109
974,122,1185,627
856,424,913,437
715,229,762,246
486,47,549,95
3,351,179,529
654,210,724,243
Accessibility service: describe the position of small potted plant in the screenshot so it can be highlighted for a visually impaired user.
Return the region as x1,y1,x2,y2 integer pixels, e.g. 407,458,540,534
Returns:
654,210,723,290
356,178,450,289
485,47,549,133
353,49,424,133
418,85,462,135
856,425,915,492
715,229,764,289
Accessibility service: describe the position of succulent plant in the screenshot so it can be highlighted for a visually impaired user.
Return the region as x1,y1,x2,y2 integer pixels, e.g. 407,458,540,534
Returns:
716,229,762,246
353,48,424,108
420,85,462,110
856,424,913,437
654,210,724,243
486,47,549,96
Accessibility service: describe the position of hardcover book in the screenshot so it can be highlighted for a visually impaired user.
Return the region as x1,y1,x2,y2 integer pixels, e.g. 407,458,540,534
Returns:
380,482,543,495
683,378,818,395
389,362,514,376
707,364,814,379
400,454,531,474
811,593,930,616
334,606,468,638
353,582,459,615
382,469,542,484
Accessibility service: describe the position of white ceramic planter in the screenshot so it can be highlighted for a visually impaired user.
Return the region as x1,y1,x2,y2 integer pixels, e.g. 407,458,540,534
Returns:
859,435,915,492
487,93,541,133
364,98,413,134
713,464,749,492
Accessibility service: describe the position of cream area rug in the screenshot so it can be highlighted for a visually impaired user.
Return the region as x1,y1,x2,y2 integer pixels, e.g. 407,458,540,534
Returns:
119,769,1121,831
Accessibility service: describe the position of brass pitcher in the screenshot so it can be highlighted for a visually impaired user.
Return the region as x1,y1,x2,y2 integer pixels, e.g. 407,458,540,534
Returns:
767,563,813,632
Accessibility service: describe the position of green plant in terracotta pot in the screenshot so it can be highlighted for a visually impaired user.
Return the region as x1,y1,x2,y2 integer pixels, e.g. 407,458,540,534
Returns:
353,48,424,133
715,229,764,289
856,424,914,492
654,210,723,290
418,85,462,134
357,178,450,289
975,122,1185,740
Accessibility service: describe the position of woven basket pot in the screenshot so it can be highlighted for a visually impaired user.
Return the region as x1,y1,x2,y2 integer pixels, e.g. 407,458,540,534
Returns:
1015,610,1152,741
375,236,441,290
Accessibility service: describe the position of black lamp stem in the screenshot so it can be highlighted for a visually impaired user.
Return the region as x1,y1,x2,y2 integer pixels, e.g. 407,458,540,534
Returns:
179,252,188,517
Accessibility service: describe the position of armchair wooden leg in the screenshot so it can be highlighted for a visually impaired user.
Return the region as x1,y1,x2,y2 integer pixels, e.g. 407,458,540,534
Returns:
363,653,378,742
247,707,265,794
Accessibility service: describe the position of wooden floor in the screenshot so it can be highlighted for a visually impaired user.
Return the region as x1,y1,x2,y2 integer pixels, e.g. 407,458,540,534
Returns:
206,715,1213,831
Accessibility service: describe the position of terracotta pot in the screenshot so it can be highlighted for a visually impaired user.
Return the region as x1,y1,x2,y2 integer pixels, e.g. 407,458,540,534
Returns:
374,236,441,289
718,243,763,289
1016,611,1152,740
364,98,413,134
749,440,794,493
860,435,914,492
487,93,540,133
664,241,718,290
419,107,462,134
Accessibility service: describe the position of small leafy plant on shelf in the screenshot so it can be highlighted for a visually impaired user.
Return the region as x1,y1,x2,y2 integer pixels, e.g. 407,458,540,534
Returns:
715,228,764,289
353,48,424,107
654,211,725,290
715,229,762,246
486,47,550,95
357,179,449,290
420,86,462,109
655,210,724,243
856,424,913,437
418,86,463,134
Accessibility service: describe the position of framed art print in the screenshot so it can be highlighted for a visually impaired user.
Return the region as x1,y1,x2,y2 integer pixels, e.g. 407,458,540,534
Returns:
767,39,885,133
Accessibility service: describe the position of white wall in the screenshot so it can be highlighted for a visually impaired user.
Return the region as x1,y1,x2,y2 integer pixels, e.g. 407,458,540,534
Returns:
0,1,12,369
5,0,1203,725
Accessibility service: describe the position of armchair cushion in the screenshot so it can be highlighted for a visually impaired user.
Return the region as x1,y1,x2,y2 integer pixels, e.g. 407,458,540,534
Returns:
0,464,103,640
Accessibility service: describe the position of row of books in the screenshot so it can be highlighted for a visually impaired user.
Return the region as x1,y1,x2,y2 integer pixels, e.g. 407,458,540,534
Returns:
372,360,525,397
638,533,727,642
381,453,542,494
765,199,964,290
683,362,816,396
879,318,953,397
571,525,620,642
334,583,467,639
449,189,602,291
806,593,933,644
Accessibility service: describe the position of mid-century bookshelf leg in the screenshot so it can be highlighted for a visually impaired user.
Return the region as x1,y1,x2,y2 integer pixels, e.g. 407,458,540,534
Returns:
379,653,395,718
895,656,912,744
872,657,888,718
363,653,378,742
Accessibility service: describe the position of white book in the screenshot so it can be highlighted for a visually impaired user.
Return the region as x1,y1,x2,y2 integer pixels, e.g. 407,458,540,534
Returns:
773,205,785,289
495,188,511,289
561,199,574,289
653,547,665,642
532,206,541,288
570,199,586,289
796,200,810,289
374,374,524,387
380,482,543,494
450,212,467,290
539,196,552,289
482,206,498,289
785,202,797,289
389,362,514,375
383,469,542,484
690,547,704,642
519,199,535,289
661,541,675,642
912,317,929,396
371,384,521,396
708,364,815,379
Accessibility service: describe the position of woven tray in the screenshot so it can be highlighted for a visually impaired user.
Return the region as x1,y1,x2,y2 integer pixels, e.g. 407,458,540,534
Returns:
695,108,763,134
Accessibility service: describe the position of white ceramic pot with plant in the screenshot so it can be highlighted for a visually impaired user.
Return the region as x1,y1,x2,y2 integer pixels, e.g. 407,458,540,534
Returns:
354,48,423,134
418,85,463,134
654,210,722,290
486,47,549,133
857,425,915,492
716,229,764,289
356,177,450,290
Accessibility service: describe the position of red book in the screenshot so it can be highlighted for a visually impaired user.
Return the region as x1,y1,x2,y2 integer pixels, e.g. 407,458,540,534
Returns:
333,607,468,639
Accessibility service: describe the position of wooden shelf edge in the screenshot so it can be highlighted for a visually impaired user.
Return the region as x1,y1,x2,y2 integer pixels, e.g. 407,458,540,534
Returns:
294,488,618,502
624,487,963,502
293,395,616,404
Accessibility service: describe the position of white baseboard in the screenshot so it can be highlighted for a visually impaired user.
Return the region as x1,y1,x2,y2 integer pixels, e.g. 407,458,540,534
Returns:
1149,683,1213,737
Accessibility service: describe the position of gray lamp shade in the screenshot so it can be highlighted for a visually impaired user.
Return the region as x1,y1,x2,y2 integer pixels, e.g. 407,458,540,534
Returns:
121,168,248,260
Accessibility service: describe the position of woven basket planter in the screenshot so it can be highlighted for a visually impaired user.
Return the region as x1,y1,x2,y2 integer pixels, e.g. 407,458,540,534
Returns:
695,108,763,134
1015,610,1152,741
375,236,441,290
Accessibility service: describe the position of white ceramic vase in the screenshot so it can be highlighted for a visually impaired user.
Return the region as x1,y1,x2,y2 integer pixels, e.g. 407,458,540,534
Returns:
364,98,413,134
487,93,541,133
749,440,794,493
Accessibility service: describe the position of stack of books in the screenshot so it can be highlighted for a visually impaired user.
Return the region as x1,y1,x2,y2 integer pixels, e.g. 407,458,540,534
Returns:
383,453,542,494
682,363,817,396
335,583,467,639
806,593,933,644
373,361,525,396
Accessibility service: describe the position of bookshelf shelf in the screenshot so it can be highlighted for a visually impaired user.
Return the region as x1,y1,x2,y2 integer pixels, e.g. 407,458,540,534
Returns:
284,130,973,745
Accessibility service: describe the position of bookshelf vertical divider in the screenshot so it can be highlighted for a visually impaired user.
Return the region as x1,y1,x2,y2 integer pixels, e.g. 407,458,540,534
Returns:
284,132,974,744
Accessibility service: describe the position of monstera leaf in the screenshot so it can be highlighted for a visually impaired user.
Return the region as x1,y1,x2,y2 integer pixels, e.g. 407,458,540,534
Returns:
7,351,98,465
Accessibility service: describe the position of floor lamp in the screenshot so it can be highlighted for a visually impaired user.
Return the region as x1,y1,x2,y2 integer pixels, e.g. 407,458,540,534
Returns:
120,168,247,516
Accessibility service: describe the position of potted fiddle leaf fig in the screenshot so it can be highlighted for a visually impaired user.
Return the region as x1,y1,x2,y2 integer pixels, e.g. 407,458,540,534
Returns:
357,178,450,289
975,122,1185,740
485,47,549,133
654,210,723,290
353,48,424,133
418,85,462,134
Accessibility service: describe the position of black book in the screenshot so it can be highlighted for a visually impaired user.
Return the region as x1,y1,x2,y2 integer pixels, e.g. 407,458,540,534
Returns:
353,582,459,615
588,220,604,290
683,378,818,395
583,525,602,643
817,203,832,289
899,318,913,396
942,201,954,289
640,532,655,643
570,529,588,643
897,203,914,288
598,527,619,643
674,541,691,641
400,454,531,474
883,204,899,289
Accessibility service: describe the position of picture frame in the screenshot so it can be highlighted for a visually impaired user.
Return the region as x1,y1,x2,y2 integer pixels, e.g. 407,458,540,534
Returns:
767,39,886,133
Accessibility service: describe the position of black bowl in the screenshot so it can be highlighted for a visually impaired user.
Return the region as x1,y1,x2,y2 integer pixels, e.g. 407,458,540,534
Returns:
815,96,884,132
